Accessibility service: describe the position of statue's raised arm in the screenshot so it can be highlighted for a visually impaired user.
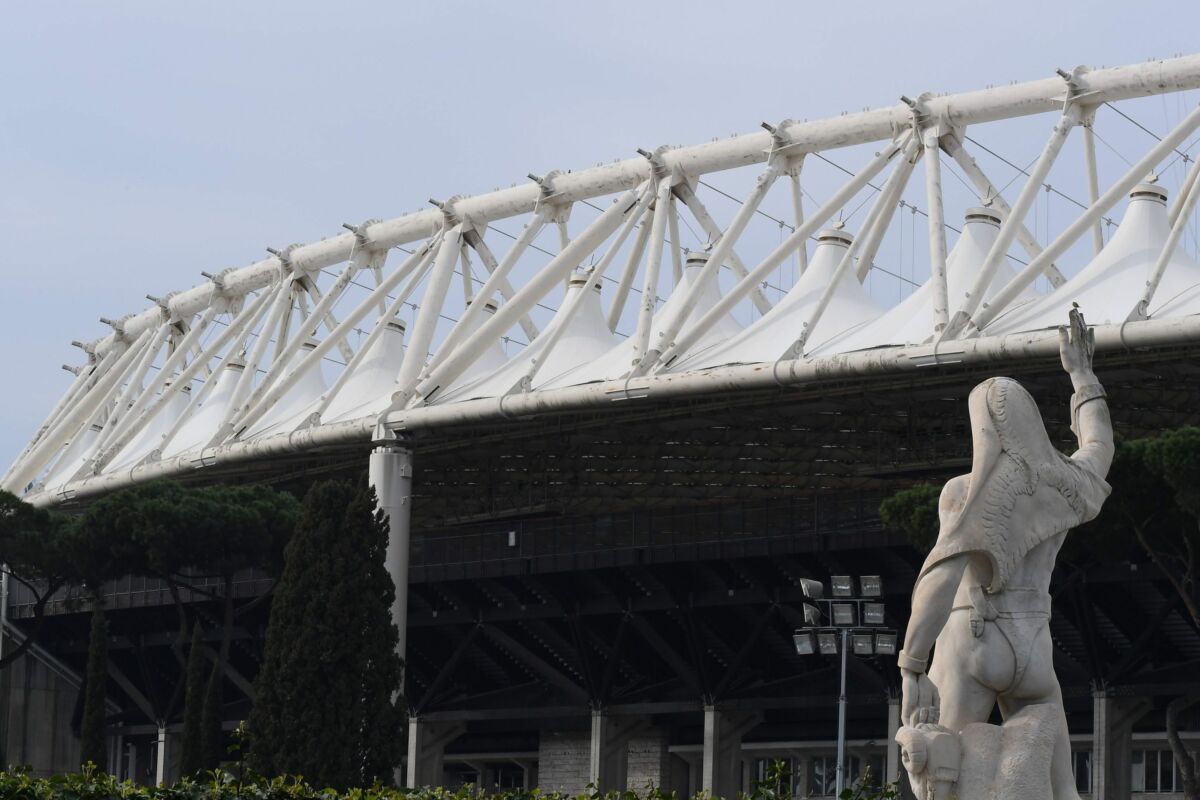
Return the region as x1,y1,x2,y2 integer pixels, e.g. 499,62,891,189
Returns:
896,310,1114,800
1060,308,1114,478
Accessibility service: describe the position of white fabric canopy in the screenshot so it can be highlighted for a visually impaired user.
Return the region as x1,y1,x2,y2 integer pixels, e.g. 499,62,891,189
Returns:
988,184,1200,333
676,230,880,369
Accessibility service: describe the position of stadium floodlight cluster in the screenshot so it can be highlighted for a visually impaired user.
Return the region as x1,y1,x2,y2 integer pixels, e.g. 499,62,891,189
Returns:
8,55,1200,505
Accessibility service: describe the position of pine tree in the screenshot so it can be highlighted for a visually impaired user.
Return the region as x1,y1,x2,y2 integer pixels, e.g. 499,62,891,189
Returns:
248,479,404,789
80,603,108,770
180,622,206,775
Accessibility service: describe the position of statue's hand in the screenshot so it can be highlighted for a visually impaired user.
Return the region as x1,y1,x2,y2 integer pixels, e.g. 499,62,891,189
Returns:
1058,307,1096,379
901,668,940,728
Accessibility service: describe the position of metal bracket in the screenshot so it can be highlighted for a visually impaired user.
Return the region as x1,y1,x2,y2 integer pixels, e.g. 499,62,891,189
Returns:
1056,65,1099,110
762,118,801,164
341,217,382,251
528,171,573,224
265,244,302,278
429,196,466,229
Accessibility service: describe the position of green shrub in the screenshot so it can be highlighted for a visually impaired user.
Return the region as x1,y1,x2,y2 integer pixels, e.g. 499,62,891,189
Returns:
0,766,900,800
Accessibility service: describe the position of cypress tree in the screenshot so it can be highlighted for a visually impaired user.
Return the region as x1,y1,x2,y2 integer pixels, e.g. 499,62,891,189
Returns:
180,622,206,775
248,479,404,788
200,659,224,769
80,603,108,769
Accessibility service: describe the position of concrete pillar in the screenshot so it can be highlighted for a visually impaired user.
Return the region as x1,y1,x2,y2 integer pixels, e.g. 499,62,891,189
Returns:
701,706,760,799
589,711,652,791
154,723,167,786
1093,691,1150,800
887,695,902,783
368,445,414,665
406,716,464,788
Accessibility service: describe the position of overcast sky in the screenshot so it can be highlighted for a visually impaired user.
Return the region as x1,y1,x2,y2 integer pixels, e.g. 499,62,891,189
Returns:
3,1,1199,473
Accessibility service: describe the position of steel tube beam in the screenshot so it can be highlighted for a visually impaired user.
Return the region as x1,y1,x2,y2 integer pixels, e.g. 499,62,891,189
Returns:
237,254,368,423
854,145,923,282
82,56,1200,358
940,133,1067,287
638,161,784,374
659,136,909,368
943,103,1084,339
313,241,441,419
671,183,772,314
411,186,644,404
97,303,223,464
971,102,1200,334
4,332,147,493
510,188,656,391
789,161,810,273
1170,153,1200,227
1129,151,1200,320
606,205,654,332
393,227,464,401
153,289,280,454
461,229,540,341
432,214,547,366
630,178,675,368
790,137,921,356
237,238,444,435
668,193,684,285
1082,119,1105,255
213,282,294,443
923,128,952,333
25,310,1200,507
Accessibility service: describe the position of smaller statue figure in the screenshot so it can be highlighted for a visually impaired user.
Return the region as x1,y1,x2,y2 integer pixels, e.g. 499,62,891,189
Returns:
897,310,1114,800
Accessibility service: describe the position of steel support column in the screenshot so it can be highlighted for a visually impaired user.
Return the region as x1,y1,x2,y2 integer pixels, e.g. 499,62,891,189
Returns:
406,717,464,788
369,445,414,667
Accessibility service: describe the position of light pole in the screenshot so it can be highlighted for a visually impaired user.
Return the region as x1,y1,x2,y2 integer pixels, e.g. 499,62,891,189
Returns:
792,575,897,796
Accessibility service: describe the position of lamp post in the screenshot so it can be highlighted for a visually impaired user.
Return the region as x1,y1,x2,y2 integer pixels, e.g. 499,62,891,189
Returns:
792,575,896,796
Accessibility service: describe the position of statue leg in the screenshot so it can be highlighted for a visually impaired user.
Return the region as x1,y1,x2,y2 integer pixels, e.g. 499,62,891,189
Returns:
999,627,1080,800
929,619,998,732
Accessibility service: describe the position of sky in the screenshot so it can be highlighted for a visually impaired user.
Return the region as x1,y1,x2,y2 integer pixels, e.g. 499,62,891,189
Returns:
3,0,1200,474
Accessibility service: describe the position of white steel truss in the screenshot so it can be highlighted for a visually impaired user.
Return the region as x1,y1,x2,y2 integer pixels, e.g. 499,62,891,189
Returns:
9,54,1200,505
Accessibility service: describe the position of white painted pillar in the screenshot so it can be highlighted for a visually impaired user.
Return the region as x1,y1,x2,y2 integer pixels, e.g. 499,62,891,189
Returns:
702,705,719,795
589,710,608,788
369,445,414,666
887,695,901,783
154,723,167,786
406,717,464,789
1093,691,1108,800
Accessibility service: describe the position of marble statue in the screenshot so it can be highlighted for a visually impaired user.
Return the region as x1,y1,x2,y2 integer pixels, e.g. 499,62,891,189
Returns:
896,310,1114,800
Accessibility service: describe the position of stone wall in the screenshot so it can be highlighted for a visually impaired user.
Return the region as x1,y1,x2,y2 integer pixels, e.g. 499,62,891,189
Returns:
626,730,671,791
537,731,591,794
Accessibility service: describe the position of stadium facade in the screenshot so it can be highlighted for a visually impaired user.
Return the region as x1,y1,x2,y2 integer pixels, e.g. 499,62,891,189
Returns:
6,55,1200,798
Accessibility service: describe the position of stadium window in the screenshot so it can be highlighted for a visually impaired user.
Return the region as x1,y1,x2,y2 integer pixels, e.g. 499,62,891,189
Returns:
1132,749,1186,793
808,755,864,797
1072,750,1091,794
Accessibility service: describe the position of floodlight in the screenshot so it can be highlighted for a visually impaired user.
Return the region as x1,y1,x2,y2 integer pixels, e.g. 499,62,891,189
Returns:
860,575,883,597
793,631,816,655
817,632,839,655
852,634,875,656
874,632,898,655
800,578,824,600
863,602,886,626
803,603,822,626
831,575,853,597
832,603,856,626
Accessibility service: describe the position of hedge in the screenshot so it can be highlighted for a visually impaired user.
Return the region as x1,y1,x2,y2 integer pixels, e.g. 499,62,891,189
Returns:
0,765,898,800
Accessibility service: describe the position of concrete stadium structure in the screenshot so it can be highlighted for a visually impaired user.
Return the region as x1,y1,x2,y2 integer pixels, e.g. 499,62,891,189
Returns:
6,54,1200,797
